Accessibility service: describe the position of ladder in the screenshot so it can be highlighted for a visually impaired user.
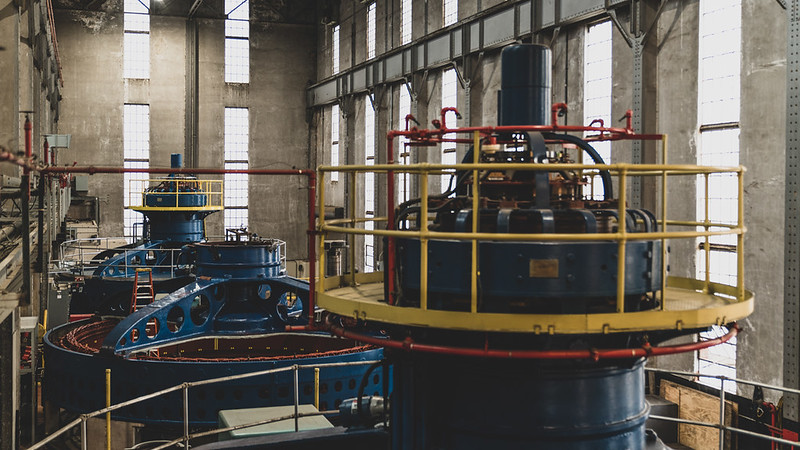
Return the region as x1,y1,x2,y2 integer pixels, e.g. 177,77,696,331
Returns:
130,268,154,314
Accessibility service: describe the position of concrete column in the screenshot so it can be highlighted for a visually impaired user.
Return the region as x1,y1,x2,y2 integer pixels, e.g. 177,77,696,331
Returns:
647,0,700,372
739,0,786,396
0,0,20,178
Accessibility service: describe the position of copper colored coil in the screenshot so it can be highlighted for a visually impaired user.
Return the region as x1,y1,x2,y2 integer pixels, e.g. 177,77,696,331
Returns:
134,344,377,362
60,319,119,354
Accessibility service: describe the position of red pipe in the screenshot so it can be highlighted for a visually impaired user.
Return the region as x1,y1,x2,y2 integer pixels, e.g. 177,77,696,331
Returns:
551,103,568,127
323,319,740,360
43,140,50,166
440,107,461,130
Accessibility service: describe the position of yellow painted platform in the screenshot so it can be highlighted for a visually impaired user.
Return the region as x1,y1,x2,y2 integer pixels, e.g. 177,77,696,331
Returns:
317,274,752,334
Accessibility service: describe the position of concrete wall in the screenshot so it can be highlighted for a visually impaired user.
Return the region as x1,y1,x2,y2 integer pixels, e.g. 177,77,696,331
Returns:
55,4,316,259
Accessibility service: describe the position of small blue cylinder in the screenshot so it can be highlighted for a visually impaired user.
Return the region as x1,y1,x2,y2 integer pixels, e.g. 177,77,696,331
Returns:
171,153,183,169
193,242,283,279
497,44,552,126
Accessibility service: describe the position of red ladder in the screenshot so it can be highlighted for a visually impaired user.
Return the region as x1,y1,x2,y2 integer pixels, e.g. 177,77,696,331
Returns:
130,268,154,314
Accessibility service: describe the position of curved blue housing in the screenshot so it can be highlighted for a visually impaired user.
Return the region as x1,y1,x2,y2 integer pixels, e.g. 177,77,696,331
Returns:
44,327,384,426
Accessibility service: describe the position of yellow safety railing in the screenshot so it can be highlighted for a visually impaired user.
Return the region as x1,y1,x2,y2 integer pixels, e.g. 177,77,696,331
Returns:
314,134,750,333
126,178,224,211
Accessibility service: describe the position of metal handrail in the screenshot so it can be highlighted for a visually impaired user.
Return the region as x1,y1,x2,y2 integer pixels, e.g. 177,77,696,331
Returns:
645,367,800,449
126,178,224,210
29,359,383,450
317,158,747,314
53,242,187,278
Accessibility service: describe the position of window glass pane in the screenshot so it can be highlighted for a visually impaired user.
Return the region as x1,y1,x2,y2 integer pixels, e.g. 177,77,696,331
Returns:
123,104,150,241
225,108,249,229
124,32,150,79
583,20,612,200
332,25,340,74
124,0,148,14
331,104,340,182
225,0,249,19
441,69,458,193
443,0,457,26
401,0,412,44
124,12,149,32
398,87,411,202
367,3,376,59
695,0,741,386
225,19,249,38
225,38,249,84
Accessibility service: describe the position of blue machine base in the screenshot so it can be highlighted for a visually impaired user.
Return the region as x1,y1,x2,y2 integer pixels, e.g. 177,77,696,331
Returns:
390,351,648,449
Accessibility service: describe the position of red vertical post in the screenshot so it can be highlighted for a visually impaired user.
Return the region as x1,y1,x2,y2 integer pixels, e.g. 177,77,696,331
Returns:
43,139,50,166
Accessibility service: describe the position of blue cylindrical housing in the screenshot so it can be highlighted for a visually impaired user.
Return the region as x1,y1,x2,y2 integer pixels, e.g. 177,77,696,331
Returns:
391,354,648,449
171,153,183,169
193,242,283,279
145,211,205,242
497,44,552,126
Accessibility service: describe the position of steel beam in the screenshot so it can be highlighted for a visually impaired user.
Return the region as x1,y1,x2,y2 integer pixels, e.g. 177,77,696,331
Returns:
785,0,800,421
307,0,628,108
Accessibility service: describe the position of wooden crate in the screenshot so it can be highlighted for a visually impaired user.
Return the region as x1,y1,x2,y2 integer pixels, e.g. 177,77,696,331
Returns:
660,379,738,450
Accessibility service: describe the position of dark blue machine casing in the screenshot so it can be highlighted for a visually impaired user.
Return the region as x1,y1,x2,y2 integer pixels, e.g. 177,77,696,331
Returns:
498,44,552,127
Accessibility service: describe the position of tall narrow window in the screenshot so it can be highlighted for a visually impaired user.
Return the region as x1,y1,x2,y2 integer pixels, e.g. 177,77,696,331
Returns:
696,0,741,391
364,98,376,273
331,104,340,182
366,3,376,60
123,104,150,240
398,86,411,203
441,69,458,194
224,107,249,230
124,0,150,79
332,25,340,75
582,20,612,200
225,0,249,84
443,0,458,26
401,0,412,45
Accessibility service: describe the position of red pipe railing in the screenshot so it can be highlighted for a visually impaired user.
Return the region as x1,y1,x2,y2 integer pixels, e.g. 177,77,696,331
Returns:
323,317,740,360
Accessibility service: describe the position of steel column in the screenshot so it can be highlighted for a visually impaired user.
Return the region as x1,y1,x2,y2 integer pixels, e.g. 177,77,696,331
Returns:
785,0,800,421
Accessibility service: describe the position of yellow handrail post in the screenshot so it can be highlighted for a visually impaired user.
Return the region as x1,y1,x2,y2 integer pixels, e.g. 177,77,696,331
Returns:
737,169,745,301
318,172,327,295
420,172,429,311
105,368,111,450
471,131,480,313
704,173,711,293
616,167,627,314
349,173,357,286
314,367,320,410
660,136,668,310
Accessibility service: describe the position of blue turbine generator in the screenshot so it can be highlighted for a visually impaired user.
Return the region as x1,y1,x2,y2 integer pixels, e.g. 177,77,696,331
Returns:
44,235,385,426
289,43,753,450
58,153,222,315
